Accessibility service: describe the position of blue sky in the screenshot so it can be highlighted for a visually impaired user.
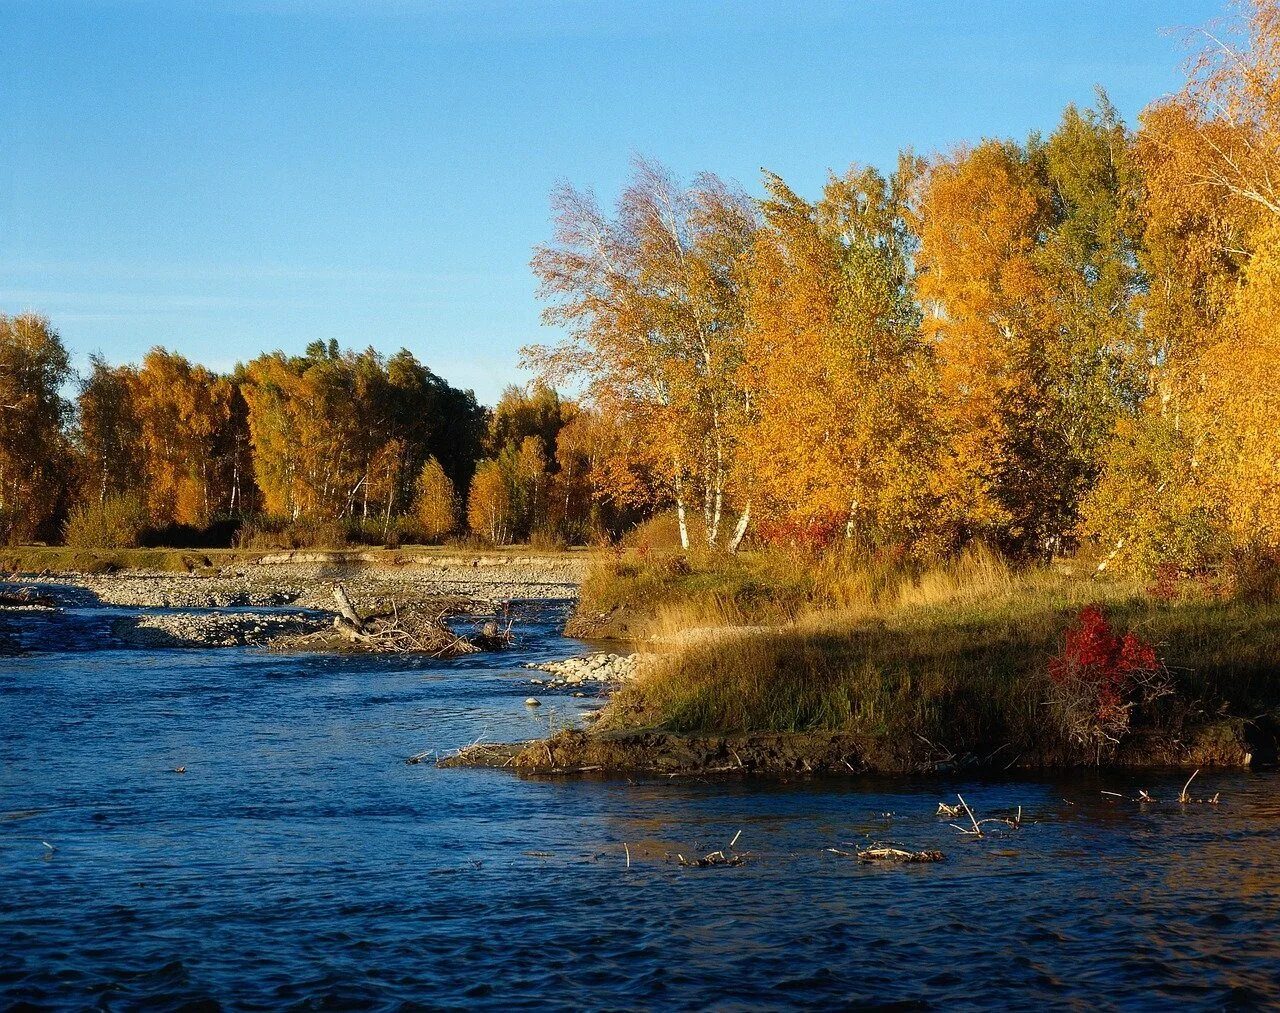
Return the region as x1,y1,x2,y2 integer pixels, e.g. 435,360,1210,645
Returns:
3,0,1222,405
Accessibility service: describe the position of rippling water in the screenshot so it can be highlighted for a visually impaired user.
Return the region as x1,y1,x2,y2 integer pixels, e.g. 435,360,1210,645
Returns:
2,591,1279,1010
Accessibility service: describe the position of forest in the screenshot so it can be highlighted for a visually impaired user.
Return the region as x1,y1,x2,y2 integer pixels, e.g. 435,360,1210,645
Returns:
4,0,1280,584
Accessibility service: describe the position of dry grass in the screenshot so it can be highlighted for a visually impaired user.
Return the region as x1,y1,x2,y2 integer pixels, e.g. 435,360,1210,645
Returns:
586,547,1280,764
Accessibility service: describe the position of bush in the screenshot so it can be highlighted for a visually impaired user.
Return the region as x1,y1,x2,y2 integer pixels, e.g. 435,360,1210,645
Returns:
233,515,351,550
62,494,150,549
1046,605,1171,756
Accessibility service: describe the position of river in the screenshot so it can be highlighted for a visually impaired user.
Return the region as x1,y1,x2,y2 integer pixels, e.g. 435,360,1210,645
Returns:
2,595,1279,1009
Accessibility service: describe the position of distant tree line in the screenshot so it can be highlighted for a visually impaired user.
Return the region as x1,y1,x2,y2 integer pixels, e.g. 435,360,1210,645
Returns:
0,325,637,549
8,0,1280,574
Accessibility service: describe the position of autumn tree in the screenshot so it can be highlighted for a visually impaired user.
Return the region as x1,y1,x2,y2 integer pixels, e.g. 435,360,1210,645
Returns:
741,158,935,550
0,314,73,543
415,456,458,542
75,356,143,507
131,348,238,528
527,156,758,550
467,458,516,544
1083,1,1280,573
241,343,484,529
917,95,1146,556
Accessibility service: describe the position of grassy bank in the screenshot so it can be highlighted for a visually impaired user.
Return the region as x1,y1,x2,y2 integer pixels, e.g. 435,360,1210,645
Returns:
560,549,1280,772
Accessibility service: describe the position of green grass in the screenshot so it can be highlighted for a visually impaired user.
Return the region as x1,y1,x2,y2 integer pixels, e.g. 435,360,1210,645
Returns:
586,549,1280,766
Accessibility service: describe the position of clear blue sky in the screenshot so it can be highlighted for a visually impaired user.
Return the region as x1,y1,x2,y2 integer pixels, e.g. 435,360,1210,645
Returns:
2,0,1222,405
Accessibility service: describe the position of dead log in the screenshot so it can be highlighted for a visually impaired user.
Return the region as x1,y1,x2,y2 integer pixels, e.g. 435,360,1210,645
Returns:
333,583,364,633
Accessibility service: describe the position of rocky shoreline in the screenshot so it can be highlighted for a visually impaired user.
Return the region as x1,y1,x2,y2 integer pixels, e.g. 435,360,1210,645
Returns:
0,553,585,652
113,611,329,649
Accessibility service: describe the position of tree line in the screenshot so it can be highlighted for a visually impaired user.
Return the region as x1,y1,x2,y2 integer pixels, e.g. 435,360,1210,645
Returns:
526,0,1280,576
6,0,1278,574
0,324,636,548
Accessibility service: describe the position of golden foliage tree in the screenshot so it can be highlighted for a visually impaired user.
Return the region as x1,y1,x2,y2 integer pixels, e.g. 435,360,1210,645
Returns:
132,348,236,528
527,156,758,550
415,456,457,542
741,159,936,549
466,458,516,545
0,314,72,543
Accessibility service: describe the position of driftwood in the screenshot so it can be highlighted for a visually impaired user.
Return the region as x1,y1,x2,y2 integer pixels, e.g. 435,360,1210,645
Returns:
675,829,748,868
676,849,746,868
827,846,945,864
332,584,365,632
0,588,57,608
280,583,511,657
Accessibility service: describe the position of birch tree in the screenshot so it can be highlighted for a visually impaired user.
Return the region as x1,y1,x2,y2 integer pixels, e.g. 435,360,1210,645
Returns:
526,156,757,550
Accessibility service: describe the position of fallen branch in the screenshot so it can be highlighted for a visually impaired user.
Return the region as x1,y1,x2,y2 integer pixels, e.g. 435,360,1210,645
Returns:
828,846,945,864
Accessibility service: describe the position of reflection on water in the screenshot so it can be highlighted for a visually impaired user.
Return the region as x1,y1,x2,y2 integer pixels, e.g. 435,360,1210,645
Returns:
1,597,1278,1008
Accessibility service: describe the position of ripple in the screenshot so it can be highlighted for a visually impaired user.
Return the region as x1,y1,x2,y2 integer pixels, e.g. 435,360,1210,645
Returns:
2,603,1279,1007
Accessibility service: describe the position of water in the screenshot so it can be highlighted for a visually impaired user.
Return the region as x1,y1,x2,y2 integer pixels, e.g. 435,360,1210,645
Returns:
2,594,1279,1010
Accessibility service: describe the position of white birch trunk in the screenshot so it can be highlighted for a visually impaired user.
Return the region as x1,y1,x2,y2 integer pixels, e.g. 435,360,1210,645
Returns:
727,501,751,554
674,473,690,551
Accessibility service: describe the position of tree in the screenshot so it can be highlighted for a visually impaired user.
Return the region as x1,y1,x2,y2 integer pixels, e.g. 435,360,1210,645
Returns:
0,314,72,543
415,456,458,542
467,459,516,544
741,158,935,551
75,356,143,507
527,155,758,550
1082,2,1280,574
241,343,485,526
916,95,1146,556
132,348,236,527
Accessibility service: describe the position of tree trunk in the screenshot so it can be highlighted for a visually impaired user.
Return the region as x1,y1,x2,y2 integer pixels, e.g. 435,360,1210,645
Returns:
674,474,690,551
333,583,364,633
727,502,751,554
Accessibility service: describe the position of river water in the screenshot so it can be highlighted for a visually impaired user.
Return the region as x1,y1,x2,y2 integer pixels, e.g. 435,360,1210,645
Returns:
2,594,1279,1010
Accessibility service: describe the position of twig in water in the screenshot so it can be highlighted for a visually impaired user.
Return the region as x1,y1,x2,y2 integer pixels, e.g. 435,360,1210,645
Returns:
829,846,945,864
624,842,631,868
1179,769,1200,804
676,850,745,868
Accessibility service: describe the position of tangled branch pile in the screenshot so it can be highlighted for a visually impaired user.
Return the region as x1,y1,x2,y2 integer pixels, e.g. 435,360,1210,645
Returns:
282,584,512,657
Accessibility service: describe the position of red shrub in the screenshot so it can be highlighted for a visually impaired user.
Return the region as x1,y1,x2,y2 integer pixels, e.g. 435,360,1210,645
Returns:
1048,605,1170,754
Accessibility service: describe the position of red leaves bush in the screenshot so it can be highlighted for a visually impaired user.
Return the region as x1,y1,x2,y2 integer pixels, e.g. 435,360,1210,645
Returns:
754,513,845,552
1047,605,1170,755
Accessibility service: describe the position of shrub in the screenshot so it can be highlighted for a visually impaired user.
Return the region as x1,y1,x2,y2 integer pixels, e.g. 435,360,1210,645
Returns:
233,515,350,550
1046,605,1171,756
62,494,150,549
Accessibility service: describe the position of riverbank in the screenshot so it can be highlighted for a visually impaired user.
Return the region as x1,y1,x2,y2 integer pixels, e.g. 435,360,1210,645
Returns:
3,546,587,606
0,547,589,651
452,548,1280,776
